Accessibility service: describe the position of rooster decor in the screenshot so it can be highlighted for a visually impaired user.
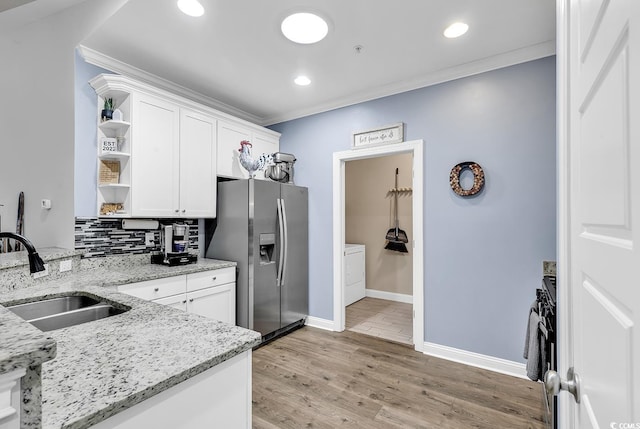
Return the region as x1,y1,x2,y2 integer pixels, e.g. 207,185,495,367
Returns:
238,140,273,178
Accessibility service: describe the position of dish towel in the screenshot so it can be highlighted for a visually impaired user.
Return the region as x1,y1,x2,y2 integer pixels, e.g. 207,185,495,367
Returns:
525,308,544,381
523,300,537,360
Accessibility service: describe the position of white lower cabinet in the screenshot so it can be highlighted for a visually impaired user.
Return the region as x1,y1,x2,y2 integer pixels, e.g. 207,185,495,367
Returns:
0,368,24,429
344,244,366,306
90,350,252,429
117,267,236,325
186,284,235,324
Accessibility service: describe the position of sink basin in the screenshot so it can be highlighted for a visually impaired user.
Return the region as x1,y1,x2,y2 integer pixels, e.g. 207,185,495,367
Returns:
8,295,103,320
7,294,128,332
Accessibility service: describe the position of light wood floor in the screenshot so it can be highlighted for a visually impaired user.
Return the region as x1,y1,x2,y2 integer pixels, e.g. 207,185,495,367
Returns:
346,297,413,345
253,327,546,429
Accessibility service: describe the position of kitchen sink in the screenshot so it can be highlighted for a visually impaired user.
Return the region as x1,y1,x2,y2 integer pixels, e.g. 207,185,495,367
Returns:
6,294,128,332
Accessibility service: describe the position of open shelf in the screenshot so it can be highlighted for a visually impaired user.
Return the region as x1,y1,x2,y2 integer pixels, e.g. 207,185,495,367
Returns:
99,120,131,133
98,183,131,189
98,151,131,160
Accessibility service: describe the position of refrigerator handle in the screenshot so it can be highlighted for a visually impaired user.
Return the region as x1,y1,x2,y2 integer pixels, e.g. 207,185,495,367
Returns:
277,198,285,287
281,197,289,288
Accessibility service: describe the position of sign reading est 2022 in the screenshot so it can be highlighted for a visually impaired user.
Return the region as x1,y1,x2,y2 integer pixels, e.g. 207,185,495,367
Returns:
101,138,118,153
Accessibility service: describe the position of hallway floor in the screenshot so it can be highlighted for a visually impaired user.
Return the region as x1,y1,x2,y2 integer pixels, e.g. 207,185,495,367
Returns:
253,327,546,428
346,297,413,345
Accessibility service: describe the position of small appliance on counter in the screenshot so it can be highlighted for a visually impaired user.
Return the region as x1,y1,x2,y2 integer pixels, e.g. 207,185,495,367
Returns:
265,152,296,184
151,223,197,266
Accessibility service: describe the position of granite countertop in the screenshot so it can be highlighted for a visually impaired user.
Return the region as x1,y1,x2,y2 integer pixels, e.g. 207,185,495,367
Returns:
0,258,261,429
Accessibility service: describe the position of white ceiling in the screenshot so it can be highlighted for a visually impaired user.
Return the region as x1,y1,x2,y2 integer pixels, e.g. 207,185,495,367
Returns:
8,0,558,125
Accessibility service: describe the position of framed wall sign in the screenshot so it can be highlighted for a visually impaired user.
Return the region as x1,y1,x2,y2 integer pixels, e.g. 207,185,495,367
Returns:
352,123,404,149
100,137,118,154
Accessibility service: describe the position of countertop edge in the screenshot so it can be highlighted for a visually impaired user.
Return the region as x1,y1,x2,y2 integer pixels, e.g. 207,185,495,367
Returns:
63,340,260,429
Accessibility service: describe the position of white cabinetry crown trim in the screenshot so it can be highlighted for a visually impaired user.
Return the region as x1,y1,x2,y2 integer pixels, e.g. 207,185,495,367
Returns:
88,72,280,140
79,44,264,126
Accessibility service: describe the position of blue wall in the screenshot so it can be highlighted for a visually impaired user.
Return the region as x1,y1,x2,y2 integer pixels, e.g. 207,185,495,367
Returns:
270,56,557,363
74,50,113,216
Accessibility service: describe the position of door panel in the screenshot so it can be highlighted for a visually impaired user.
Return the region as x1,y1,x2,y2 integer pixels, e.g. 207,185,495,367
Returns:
187,285,235,325
179,109,216,217
217,121,251,179
280,184,308,328
565,0,640,426
251,180,280,335
579,42,630,234
131,94,180,217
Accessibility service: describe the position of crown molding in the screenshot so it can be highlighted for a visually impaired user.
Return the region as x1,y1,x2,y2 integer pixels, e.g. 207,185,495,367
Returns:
262,40,556,125
80,40,555,127
78,45,264,125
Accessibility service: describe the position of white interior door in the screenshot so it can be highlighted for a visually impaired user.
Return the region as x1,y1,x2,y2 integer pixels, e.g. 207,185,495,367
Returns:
559,0,640,427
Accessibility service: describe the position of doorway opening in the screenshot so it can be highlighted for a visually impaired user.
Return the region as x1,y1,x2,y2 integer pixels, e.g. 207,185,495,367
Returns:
344,153,413,345
332,140,424,352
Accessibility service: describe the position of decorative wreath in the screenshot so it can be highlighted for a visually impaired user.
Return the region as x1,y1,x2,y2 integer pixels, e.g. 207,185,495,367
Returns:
449,162,485,197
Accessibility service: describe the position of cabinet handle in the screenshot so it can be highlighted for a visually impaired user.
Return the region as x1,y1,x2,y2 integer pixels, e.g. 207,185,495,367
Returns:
182,209,186,213
174,209,179,213
182,300,187,304
212,277,217,281
154,287,159,292
189,298,194,302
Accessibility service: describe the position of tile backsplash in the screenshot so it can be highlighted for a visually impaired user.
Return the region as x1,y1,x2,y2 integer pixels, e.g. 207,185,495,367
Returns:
75,217,199,258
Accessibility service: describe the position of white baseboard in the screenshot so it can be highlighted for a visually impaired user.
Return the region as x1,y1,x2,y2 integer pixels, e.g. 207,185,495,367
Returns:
423,342,528,380
365,289,413,304
305,316,335,331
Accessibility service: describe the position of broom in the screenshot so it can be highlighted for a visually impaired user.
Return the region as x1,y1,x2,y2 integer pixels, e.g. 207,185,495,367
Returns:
385,168,409,253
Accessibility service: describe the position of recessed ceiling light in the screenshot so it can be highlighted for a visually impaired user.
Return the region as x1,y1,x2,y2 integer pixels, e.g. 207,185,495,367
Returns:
177,0,204,17
294,76,311,86
281,13,328,44
443,22,469,38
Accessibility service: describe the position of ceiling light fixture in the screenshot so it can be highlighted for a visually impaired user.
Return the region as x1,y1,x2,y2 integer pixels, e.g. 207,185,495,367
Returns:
281,12,328,44
294,76,311,86
177,0,204,17
443,22,469,38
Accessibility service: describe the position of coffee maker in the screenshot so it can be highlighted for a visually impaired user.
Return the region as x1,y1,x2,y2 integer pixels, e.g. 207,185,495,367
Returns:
151,223,198,266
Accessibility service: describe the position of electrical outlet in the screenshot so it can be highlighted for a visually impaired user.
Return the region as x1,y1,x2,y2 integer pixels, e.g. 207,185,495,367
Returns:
145,232,155,247
60,259,72,272
32,263,49,279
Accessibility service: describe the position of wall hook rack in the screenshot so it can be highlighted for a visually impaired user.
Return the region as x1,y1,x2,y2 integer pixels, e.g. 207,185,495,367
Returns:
388,187,413,194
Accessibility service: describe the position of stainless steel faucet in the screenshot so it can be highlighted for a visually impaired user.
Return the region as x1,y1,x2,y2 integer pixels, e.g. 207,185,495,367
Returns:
0,232,46,273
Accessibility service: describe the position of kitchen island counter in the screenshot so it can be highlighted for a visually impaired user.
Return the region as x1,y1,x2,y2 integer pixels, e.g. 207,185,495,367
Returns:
0,257,259,429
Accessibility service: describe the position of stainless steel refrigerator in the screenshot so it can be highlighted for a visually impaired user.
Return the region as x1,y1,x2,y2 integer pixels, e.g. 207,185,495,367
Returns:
205,179,308,339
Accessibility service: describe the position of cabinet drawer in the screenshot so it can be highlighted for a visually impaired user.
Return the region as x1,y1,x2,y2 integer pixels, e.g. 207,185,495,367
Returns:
187,267,235,292
118,276,186,300
153,294,188,311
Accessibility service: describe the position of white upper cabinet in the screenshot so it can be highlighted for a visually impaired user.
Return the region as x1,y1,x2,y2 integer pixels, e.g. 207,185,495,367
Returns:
131,92,181,217
90,74,276,218
217,121,251,179
179,109,217,217
130,98,216,218
217,121,280,180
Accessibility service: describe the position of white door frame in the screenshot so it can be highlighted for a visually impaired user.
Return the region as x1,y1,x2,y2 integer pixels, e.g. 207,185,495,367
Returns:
332,139,424,352
556,0,573,426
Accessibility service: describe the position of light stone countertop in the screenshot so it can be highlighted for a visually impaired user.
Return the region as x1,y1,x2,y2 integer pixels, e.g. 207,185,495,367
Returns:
0,258,261,429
